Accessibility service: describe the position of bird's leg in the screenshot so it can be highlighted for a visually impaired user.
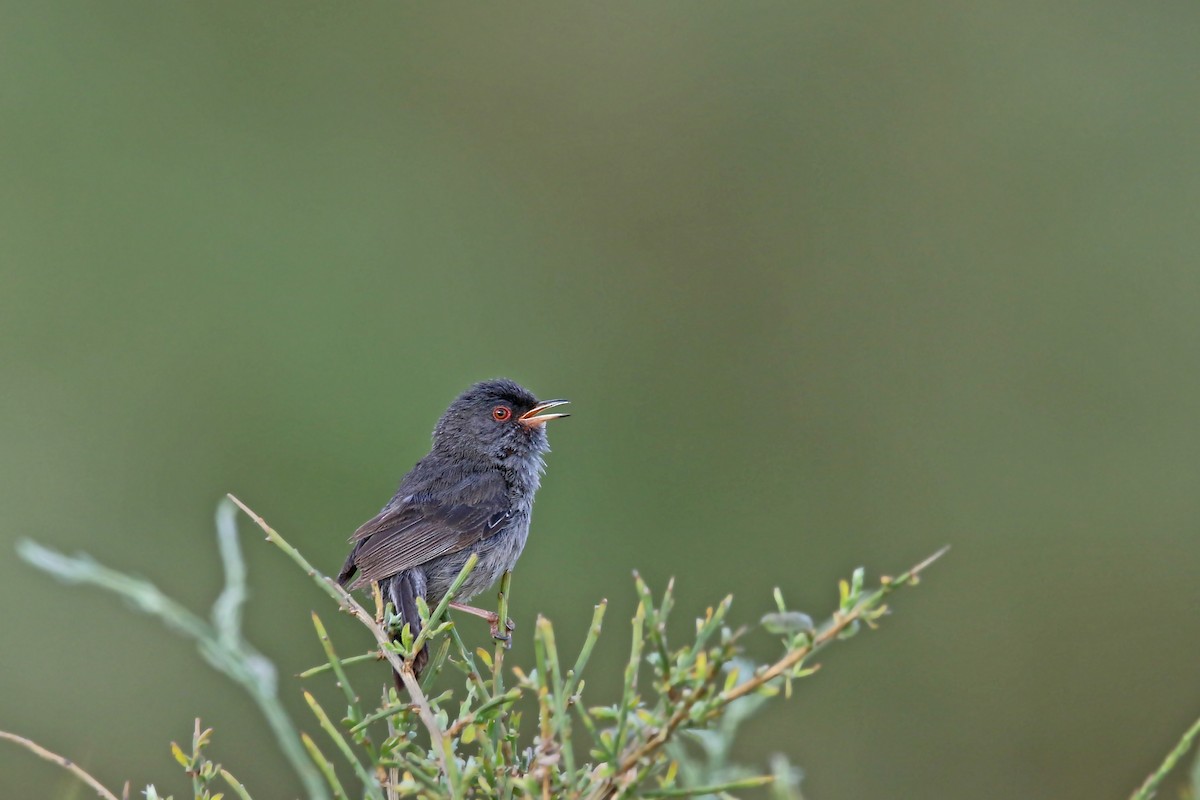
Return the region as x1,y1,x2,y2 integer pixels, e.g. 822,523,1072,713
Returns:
371,582,386,626
372,583,384,625
449,602,516,643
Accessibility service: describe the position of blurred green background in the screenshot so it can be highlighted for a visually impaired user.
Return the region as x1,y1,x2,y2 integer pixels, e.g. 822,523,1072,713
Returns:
4,2,1200,797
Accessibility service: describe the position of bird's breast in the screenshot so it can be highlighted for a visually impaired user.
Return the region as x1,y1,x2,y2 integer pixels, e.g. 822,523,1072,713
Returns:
424,511,532,602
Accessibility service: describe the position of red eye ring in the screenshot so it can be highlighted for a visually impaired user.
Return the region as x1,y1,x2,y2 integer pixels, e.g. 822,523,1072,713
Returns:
492,405,512,422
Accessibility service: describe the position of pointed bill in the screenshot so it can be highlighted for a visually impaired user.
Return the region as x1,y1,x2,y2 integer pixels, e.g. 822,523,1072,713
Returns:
518,399,570,427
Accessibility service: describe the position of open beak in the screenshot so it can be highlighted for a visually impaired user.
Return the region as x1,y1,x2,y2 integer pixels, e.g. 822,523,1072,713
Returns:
518,399,570,427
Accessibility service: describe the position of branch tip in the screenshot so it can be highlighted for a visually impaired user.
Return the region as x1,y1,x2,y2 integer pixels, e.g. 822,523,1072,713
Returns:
0,730,121,800
911,545,950,576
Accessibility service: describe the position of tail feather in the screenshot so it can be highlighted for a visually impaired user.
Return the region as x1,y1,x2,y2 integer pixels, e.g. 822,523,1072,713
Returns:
386,570,429,688
336,547,358,586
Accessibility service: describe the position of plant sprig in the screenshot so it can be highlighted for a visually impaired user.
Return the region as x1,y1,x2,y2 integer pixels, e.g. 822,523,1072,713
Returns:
11,495,950,799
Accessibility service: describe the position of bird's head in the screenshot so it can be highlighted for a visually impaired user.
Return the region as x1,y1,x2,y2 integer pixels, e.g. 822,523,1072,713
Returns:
431,378,569,462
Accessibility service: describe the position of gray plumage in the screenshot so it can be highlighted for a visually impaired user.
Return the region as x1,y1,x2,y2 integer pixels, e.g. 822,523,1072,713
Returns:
337,378,567,683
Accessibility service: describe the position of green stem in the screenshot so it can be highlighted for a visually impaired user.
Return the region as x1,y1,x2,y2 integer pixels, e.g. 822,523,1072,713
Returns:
487,570,514,758
228,495,454,787
311,612,363,719
299,651,379,679
612,601,646,762
1130,713,1200,800
351,699,419,734
410,553,479,657
448,624,493,700
536,616,575,777
564,600,607,701
304,691,384,800
220,769,256,800
301,733,350,800
492,570,513,697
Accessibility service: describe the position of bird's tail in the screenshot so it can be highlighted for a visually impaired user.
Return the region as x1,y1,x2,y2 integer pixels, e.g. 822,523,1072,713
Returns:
386,571,429,691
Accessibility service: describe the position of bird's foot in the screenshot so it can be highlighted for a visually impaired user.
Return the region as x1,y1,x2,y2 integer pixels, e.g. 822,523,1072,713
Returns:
449,602,517,647
489,615,517,645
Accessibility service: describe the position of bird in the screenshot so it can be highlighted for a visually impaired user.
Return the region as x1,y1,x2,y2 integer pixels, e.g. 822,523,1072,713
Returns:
337,378,569,687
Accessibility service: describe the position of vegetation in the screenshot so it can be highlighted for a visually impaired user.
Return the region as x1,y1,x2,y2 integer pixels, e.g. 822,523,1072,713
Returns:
7,494,957,798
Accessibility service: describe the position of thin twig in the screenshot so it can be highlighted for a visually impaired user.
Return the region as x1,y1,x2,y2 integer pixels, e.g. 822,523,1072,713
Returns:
298,650,381,678
492,570,513,697
1130,712,1200,800
304,691,383,800
0,730,121,800
410,553,480,658
226,493,458,791
444,688,523,738
310,612,365,721
721,545,949,706
220,769,255,800
581,547,950,799
301,733,350,800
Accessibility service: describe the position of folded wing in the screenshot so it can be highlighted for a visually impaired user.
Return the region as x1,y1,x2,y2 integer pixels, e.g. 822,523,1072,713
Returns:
340,472,510,589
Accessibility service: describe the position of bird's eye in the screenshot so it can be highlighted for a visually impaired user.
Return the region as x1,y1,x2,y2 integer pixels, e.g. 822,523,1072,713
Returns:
492,406,512,422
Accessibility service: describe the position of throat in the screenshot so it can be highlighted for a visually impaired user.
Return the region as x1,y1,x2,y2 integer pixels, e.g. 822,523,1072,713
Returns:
498,450,545,495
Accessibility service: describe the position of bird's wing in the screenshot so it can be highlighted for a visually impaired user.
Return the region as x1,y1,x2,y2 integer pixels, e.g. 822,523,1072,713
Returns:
345,474,511,589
